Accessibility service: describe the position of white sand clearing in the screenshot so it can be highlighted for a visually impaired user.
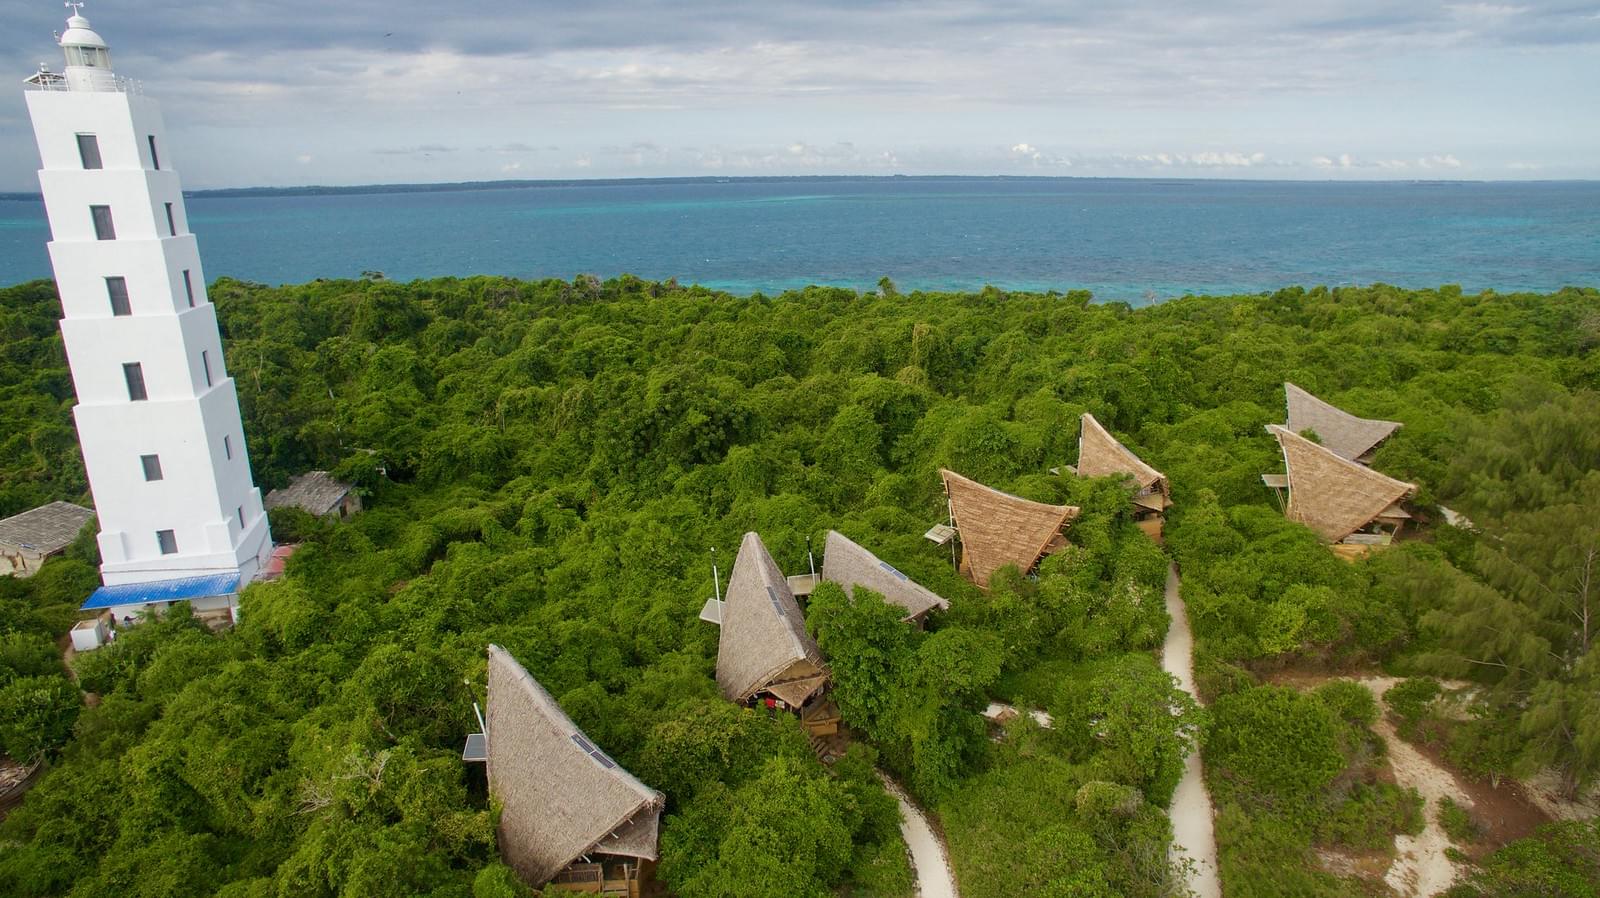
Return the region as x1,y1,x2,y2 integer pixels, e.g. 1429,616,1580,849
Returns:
1164,564,1221,898
879,773,959,898
1361,677,1473,897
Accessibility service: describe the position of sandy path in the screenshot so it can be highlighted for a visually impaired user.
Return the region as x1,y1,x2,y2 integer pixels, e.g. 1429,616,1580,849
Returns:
1163,564,1221,898
1360,677,1472,898
879,772,959,898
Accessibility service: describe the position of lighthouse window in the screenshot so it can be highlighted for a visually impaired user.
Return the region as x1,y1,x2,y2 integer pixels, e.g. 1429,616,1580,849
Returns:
106,277,131,316
237,506,245,529
148,136,161,170
66,46,109,68
76,134,103,169
223,434,233,460
165,203,177,236
183,269,196,307
156,529,178,555
91,205,115,240
140,454,163,481
201,350,213,387
123,362,147,401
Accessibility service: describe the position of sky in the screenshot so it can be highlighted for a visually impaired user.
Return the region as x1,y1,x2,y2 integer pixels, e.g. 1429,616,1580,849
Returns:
1,1,1597,189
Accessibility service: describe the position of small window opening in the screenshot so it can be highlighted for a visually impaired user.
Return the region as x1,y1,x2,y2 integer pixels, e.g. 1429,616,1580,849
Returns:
107,276,131,316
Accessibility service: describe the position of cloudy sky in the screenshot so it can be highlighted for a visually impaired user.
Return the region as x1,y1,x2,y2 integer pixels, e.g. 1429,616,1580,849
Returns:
2,1,1597,189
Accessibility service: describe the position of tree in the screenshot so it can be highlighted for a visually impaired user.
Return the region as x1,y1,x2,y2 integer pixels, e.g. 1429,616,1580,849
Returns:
0,674,81,761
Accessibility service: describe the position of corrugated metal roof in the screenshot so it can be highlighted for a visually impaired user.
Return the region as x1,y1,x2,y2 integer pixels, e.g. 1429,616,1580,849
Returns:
81,572,241,610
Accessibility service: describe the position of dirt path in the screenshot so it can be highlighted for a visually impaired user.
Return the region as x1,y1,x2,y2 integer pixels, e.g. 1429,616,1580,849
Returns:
879,772,959,898
1163,564,1221,898
1360,677,1471,898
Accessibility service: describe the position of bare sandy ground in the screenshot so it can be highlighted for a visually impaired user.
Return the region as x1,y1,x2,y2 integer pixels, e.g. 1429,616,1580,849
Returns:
879,772,960,898
1361,677,1472,898
1164,564,1221,898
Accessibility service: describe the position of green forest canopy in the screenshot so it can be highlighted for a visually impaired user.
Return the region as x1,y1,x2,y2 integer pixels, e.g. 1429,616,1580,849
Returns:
0,276,1596,898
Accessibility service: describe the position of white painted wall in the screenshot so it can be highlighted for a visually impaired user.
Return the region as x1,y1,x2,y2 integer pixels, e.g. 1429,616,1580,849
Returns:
25,27,272,593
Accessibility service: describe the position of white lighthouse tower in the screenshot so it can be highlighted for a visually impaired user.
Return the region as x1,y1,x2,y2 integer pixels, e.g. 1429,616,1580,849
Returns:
24,6,272,623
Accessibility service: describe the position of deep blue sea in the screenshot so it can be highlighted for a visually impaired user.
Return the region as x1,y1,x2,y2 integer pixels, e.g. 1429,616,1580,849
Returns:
2,177,1597,301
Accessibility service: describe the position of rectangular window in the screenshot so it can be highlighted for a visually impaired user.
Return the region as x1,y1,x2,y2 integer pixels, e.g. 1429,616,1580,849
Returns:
148,135,161,170
165,202,177,236
140,454,163,481
223,434,232,459
106,276,131,316
91,205,115,240
236,506,245,529
123,362,147,401
156,529,178,555
183,269,195,307
77,134,103,169
201,350,213,387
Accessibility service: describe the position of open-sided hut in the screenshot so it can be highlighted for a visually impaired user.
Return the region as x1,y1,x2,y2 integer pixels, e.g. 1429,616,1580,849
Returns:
820,530,949,624
1265,425,1418,548
0,501,94,577
1284,382,1402,464
1075,413,1171,540
940,469,1079,589
715,532,830,711
485,645,664,895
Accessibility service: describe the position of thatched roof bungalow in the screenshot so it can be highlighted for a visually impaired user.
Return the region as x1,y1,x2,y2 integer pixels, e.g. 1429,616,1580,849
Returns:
940,469,1079,589
1284,382,1402,464
1075,413,1171,538
486,645,665,890
1266,425,1418,544
820,530,948,623
715,532,829,708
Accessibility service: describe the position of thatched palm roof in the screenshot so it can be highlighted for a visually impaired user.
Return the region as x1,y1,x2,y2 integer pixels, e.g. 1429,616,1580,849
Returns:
821,530,949,621
715,532,828,704
1268,425,1418,543
1076,413,1168,496
941,469,1079,589
1284,382,1402,462
486,645,665,886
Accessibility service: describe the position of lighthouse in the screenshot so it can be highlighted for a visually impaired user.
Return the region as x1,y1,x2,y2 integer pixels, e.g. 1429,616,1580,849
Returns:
24,6,272,624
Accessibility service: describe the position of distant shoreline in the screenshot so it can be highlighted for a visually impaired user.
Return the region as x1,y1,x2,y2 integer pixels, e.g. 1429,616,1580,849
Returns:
1,173,1591,203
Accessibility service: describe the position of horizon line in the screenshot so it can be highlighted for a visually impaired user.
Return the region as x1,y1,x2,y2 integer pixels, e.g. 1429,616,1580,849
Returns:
1,172,1595,202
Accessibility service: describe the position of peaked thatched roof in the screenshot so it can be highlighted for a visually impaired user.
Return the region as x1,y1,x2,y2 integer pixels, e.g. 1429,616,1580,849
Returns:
941,469,1079,589
263,471,354,517
0,501,94,553
715,532,828,703
1268,425,1418,543
1284,383,1402,462
1076,413,1167,495
486,645,664,886
821,531,949,621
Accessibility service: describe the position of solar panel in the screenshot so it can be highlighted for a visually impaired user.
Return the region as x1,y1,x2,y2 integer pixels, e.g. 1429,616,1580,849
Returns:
570,733,595,753
766,585,787,617
590,749,617,769
879,561,909,580
461,732,487,763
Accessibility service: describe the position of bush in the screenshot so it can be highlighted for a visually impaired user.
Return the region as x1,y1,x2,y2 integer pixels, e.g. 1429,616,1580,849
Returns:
1384,677,1441,739
0,674,82,761
1316,782,1425,850
1438,796,1480,844
1208,686,1344,806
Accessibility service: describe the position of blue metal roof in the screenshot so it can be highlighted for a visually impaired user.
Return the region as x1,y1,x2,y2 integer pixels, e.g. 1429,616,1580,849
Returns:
81,572,241,611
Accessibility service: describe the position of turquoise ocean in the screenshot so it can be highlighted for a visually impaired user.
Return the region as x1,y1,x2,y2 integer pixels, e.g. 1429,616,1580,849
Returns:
1,177,1596,301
